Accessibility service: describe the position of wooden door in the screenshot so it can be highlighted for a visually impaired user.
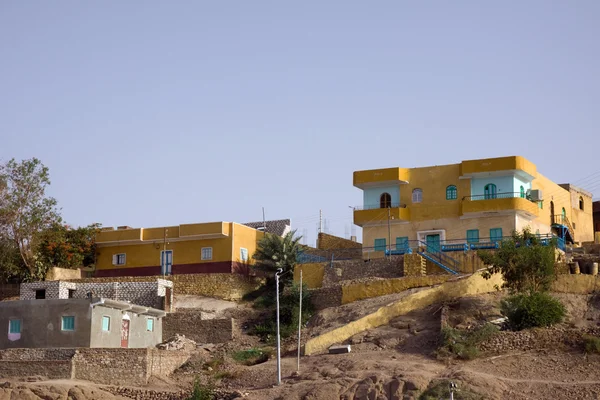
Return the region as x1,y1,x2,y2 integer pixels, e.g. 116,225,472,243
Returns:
121,319,130,348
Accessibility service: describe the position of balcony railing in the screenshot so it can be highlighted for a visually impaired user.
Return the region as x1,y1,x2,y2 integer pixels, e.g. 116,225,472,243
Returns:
353,203,407,211
462,192,528,201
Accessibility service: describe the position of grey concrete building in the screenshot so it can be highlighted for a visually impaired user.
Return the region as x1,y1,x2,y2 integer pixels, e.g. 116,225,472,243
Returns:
19,279,173,312
0,298,165,349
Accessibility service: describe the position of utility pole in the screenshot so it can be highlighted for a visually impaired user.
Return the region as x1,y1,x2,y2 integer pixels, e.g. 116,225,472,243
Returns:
262,207,267,237
163,228,168,277
275,268,283,385
387,207,392,258
319,209,323,234
297,269,303,372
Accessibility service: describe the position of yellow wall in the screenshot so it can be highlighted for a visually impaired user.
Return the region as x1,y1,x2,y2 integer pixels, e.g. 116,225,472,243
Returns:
460,156,537,177
293,263,325,289
341,275,451,304
565,187,595,243
231,223,261,264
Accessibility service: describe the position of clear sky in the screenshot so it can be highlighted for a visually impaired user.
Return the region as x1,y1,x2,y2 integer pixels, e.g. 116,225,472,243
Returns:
1,1,599,246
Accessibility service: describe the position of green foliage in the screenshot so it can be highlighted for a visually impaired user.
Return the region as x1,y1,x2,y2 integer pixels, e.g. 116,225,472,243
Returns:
479,228,557,294
252,230,302,283
501,292,566,330
231,347,273,365
583,335,600,354
0,238,26,282
37,223,100,270
419,380,483,400
187,379,214,400
438,324,499,360
0,158,62,280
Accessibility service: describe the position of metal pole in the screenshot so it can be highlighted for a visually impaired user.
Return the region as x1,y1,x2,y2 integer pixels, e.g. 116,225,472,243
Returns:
297,269,302,372
262,207,267,237
449,381,456,400
275,268,282,385
319,209,322,234
387,207,392,258
163,228,167,278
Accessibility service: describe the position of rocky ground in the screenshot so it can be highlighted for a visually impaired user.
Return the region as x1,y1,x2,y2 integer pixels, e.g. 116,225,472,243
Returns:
4,291,600,399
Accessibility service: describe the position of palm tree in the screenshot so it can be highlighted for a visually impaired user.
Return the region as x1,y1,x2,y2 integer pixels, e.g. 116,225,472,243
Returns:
253,230,302,285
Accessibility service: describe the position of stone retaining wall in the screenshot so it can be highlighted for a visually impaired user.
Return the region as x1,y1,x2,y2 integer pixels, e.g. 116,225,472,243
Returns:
0,360,72,380
163,313,234,344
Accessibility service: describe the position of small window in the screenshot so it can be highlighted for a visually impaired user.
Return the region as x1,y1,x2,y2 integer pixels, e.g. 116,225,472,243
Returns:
538,201,543,209
466,229,479,244
490,228,503,242
113,253,126,266
573,222,577,229
380,192,392,208
8,319,21,334
579,196,584,210
374,238,386,252
240,248,249,262
68,289,76,299
520,185,525,198
446,185,457,200
146,318,154,332
102,316,110,332
61,316,75,331
35,289,46,299
412,188,422,203
396,237,409,251
201,247,213,260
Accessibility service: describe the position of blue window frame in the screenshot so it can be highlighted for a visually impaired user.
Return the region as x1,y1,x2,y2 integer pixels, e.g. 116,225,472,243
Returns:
102,316,110,332
466,229,479,244
9,319,21,334
490,228,503,242
446,185,457,200
61,316,75,331
396,237,409,251
146,318,154,332
484,184,497,199
374,238,386,252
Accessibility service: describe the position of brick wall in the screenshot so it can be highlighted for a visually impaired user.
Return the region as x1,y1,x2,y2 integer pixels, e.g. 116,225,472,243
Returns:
317,232,362,250
163,313,234,343
68,273,262,301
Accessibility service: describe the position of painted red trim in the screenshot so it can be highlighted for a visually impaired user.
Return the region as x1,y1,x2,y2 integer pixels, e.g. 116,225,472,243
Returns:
95,266,161,277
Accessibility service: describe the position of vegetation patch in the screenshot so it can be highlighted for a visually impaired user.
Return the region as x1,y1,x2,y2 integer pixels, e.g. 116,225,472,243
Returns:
583,335,600,354
187,379,215,400
501,292,566,331
232,347,273,366
438,324,499,360
419,379,483,400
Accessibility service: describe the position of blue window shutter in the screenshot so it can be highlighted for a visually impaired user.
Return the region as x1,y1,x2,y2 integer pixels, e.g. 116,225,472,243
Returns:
466,230,479,244
490,228,503,242
395,237,408,250
374,238,386,251
9,319,21,334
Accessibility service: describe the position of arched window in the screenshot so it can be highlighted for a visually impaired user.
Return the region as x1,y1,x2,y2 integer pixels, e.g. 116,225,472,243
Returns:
484,184,497,199
446,185,457,200
412,188,422,203
579,196,584,210
520,186,525,198
380,192,391,208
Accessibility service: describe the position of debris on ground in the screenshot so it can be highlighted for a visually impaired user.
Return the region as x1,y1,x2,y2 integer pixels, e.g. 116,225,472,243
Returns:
157,334,196,351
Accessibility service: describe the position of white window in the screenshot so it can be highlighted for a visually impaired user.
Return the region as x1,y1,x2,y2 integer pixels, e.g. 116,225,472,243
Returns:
112,253,126,266
201,247,213,260
412,188,423,203
240,248,248,262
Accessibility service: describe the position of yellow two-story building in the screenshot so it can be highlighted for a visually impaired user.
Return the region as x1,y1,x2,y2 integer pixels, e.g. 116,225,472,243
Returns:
353,156,594,258
95,222,263,277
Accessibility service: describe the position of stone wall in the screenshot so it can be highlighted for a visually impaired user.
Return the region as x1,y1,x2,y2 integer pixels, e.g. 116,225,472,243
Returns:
147,349,191,377
69,274,262,301
403,254,425,276
317,232,362,250
308,286,343,310
0,360,72,379
72,348,149,386
163,313,234,343
322,257,404,287
0,348,76,361
341,275,452,304
45,266,81,281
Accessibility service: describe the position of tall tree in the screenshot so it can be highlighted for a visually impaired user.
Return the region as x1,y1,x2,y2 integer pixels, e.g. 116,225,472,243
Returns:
253,230,302,285
0,158,61,279
37,223,100,270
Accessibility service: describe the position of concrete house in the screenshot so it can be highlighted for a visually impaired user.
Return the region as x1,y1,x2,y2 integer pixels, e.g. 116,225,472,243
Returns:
0,297,165,349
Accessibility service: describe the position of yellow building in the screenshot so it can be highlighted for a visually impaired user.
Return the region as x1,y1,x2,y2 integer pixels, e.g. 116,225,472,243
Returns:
95,222,263,277
353,156,594,261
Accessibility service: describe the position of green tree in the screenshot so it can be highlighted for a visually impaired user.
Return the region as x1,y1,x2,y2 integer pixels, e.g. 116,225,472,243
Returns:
479,228,557,294
0,158,62,280
252,230,302,284
37,223,100,270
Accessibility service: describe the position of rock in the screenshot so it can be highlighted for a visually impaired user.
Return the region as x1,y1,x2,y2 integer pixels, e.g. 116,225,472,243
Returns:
156,334,196,351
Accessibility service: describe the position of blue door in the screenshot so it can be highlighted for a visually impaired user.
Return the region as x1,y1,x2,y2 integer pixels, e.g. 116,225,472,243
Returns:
484,184,497,199
161,250,173,275
426,234,441,253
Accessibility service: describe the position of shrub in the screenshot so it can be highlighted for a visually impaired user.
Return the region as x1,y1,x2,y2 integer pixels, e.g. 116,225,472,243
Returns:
501,292,565,331
583,335,600,354
232,348,273,365
439,324,498,360
187,379,214,400
419,380,483,400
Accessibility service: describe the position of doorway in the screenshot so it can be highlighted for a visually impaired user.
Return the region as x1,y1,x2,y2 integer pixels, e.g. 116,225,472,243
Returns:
426,234,441,253
121,317,130,348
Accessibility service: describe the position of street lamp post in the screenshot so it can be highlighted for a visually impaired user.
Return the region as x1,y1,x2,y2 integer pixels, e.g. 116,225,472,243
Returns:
275,268,283,385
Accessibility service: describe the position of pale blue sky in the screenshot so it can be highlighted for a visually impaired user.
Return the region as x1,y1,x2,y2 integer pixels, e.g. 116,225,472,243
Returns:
1,1,599,246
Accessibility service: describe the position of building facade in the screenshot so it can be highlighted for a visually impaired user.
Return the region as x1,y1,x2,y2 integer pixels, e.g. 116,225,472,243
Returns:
353,156,594,259
594,201,600,235
95,222,263,277
0,298,165,349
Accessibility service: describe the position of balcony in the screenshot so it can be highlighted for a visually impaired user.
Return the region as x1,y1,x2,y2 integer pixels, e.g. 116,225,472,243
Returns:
460,156,536,180
461,192,539,218
353,167,410,189
353,203,411,226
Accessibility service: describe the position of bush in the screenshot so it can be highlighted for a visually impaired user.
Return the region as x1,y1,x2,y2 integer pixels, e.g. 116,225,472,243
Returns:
439,324,498,360
187,379,214,400
232,348,273,365
501,292,565,331
583,335,600,354
419,380,483,400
